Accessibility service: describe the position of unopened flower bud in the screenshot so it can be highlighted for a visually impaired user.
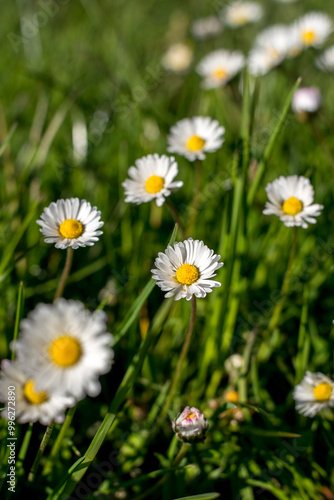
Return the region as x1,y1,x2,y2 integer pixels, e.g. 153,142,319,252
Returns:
292,87,322,122
172,406,208,443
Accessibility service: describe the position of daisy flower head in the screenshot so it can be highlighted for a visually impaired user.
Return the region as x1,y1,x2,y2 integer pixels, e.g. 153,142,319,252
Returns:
167,116,225,162
122,154,183,207
293,371,334,418
263,175,323,229
0,360,75,425
172,406,208,443
161,43,193,73
221,1,263,29
191,16,223,40
196,49,245,89
316,45,334,72
151,238,223,301
294,11,333,49
14,299,114,402
37,198,104,250
292,87,322,120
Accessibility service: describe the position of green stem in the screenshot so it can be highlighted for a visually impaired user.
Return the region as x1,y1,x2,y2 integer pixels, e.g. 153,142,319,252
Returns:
43,405,77,476
28,422,55,482
160,296,197,420
11,281,24,360
187,160,202,237
16,423,33,472
165,199,185,239
54,247,73,301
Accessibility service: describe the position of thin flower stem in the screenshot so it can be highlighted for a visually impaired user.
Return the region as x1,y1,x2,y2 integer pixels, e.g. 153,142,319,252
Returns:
165,199,185,239
160,296,197,420
187,160,202,237
54,247,73,301
43,405,77,476
16,423,33,472
28,422,55,482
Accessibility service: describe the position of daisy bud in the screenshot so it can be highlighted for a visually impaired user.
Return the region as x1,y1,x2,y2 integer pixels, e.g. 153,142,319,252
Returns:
292,87,322,122
172,406,208,443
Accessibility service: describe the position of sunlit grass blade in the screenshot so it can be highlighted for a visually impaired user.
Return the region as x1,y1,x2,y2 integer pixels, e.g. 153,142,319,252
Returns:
172,494,221,500
11,281,24,360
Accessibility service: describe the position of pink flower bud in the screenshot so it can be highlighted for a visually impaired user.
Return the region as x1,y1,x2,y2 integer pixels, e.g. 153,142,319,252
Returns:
172,406,208,443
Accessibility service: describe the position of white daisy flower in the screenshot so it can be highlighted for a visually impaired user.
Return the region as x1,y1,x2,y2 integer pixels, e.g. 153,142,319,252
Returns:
248,25,301,76
221,1,263,29
172,406,208,443
167,116,225,162
0,359,75,425
292,87,322,116
316,45,334,72
122,154,183,207
196,49,245,89
151,238,223,301
161,43,193,73
293,371,334,418
191,16,223,40
263,175,323,229
294,11,333,49
13,299,114,402
37,198,104,250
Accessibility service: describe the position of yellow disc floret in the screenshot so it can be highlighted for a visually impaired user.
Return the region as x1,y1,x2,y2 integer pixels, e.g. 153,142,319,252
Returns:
186,135,206,152
49,335,82,367
282,197,303,216
313,382,332,402
23,380,48,405
212,68,228,80
301,30,316,45
145,175,164,194
176,264,199,285
59,219,84,239
224,390,239,403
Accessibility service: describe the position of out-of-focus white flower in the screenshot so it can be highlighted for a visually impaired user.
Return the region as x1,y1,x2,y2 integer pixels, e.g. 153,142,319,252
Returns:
263,175,323,229
316,45,334,72
292,87,322,120
37,198,104,250
161,43,193,73
224,354,244,374
294,11,333,49
0,360,75,425
293,371,334,417
14,299,114,402
172,406,208,442
221,1,263,28
167,116,225,162
122,154,183,207
197,49,245,89
152,238,223,301
191,16,222,39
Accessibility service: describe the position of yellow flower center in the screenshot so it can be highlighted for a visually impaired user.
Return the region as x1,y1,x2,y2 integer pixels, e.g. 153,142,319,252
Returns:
301,30,316,45
145,175,164,194
186,135,206,152
49,335,82,367
224,390,239,403
212,68,228,80
313,382,332,402
23,380,48,405
282,197,303,216
59,219,83,239
176,264,199,285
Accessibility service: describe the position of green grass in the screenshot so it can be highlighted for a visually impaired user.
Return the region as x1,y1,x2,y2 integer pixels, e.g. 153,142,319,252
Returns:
1,0,334,498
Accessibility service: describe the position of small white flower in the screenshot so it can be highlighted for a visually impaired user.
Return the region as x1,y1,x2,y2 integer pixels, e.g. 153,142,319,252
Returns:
316,45,334,72
37,198,104,250
0,360,75,425
294,11,333,49
263,175,323,229
293,371,334,418
14,299,114,402
151,238,223,301
292,87,322,115
221,1,263,28
248,25,301,76
122,154,183,207
167,116,225,162
196,49,245,89
172,406,208,443
161,43,193,73
191,16,223,40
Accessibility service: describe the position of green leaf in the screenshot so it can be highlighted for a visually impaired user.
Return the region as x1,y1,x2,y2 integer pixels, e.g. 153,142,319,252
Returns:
172,494,221,500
